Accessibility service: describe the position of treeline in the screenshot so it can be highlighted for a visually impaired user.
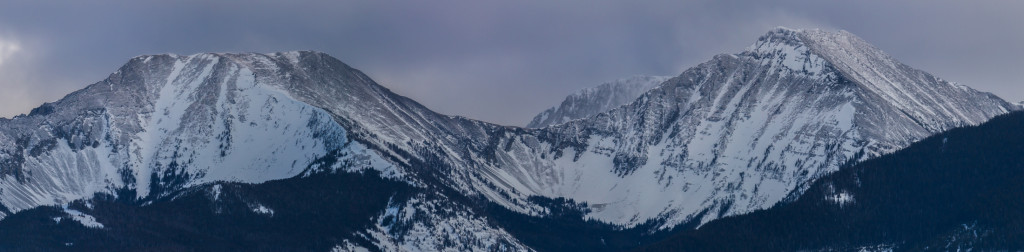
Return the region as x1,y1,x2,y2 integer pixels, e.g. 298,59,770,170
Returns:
0,170,415,251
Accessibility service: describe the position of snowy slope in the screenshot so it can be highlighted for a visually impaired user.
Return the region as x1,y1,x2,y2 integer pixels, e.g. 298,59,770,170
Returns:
0,28,1017,250
527,75,670,128
293,28,1014,230
635,111,1024,251
0,53,400,213
483,27,1017,228
0,52,529,250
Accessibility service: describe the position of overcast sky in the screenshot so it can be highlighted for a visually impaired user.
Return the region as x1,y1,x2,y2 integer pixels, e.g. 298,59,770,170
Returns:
0,1,1021,126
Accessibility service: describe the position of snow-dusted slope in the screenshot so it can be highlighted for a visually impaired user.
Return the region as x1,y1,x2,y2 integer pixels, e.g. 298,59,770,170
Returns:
294,28,1014,230
0,53,398,213
799,29,1015,136
484,27,1017,228
0,52,528,250
527,75,670,128
0,28,1017,250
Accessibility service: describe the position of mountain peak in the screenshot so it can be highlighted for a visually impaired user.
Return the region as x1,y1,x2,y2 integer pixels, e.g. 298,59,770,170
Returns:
741,27,833,76
747,28,868,54
755,27,862,46
528,27,1016,228
108,50,375,99
0,49,415,206
758,26,805,43
123,51,343,74
527,75,671,128
130,50,326,60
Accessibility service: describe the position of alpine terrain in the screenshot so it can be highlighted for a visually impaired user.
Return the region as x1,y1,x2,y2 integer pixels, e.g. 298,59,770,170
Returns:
0,27,1017,251
523,27,1016,228
527,75,671,128
638,110,1024,251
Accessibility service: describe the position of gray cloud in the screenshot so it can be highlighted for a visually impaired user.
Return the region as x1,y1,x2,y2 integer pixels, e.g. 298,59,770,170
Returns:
0,0,1021,125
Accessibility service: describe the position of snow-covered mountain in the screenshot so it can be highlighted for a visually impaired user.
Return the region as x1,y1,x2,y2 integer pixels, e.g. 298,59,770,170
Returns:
0,27,1017,251
0,53,395,210
527,75,670,128
0,52,529,250
496,27,1016,228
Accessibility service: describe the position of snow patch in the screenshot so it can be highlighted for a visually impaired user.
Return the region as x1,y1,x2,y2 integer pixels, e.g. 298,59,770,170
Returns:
361,196,530,251
854,244,896,252
826,191,855,206
331,240,370,252
252,203,274,216
210,184,222,201
63,206,104,229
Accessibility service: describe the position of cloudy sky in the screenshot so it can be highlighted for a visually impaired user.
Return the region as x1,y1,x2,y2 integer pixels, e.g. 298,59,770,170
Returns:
0,1,1021,126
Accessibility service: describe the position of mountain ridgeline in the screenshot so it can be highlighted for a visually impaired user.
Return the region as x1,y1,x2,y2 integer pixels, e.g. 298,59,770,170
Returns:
527,75,670,128
0,28,1018,251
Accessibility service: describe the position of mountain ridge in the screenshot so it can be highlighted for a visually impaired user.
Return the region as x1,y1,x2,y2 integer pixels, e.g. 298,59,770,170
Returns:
0,28,1018,251
528,75,671,128
525,27,1015,227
